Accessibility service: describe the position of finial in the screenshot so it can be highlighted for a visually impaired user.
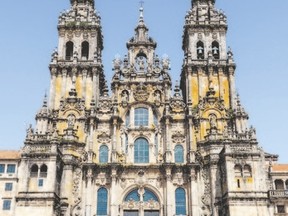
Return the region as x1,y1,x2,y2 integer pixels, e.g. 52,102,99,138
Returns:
139,1,144,22
43,91,48,108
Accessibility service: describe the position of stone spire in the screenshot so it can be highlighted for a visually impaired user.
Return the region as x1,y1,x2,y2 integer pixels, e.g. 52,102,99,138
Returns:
127,5,156,47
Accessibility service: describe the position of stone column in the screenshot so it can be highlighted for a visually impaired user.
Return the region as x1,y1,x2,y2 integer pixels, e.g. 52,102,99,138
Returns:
61,69,67,99
191,168,199,216
92,68,97,103
228,67,236,109
165,167,173,216
49,68,57,109
85,168,93,216
60,165,73,205
110,168,118,215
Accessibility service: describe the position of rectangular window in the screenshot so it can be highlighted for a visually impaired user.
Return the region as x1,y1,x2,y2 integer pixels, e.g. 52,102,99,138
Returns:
144,210,159,216
134,108,148,127
38,179,44,187
2,200,11,210
277,205,285,213
5,183,13,191
7,164,16,173
124,210,139,216
0,164,5,173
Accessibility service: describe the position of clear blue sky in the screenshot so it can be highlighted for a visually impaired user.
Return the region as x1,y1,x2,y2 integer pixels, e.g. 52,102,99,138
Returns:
0,0,287,162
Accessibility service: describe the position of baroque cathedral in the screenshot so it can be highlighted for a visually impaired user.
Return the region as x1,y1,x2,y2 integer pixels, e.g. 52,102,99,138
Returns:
1,0,288,216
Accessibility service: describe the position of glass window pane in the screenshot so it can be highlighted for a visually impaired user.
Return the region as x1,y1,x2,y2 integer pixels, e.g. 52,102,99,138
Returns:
175,188,186,215
135,108,148,126
143,189,158,202
125,189,140,202
144,211,159,216
134,138,149,163
5,183,13,191
7,164,15,173
38,179,44,187
99,145,108,163
175,145,184,163
3,200,11,210
97,188,108,215
0,164,5,173
124,210,138,216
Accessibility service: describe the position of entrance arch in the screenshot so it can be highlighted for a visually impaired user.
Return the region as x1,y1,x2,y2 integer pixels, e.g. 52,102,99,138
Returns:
122,187,161,216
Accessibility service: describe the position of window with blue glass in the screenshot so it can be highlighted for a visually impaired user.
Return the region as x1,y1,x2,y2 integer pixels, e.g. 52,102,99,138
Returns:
134,108,149,126
125,189,140,202
175,188,186,215
134,138,149,163
143,188,158,202
97,187,108,216
125,188,158,202
38,179,44,187
0,164,5,173
99,145,108,163
174,145,184,163
7,164,15,173
3,200,11,210
5,183,13,191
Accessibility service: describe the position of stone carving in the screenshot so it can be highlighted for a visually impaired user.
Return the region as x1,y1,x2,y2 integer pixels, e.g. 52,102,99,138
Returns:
97,131,111,143
134,83,149,102
172,131,186,143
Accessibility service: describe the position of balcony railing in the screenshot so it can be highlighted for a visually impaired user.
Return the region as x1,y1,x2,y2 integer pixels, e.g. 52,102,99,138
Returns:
269,190,288,199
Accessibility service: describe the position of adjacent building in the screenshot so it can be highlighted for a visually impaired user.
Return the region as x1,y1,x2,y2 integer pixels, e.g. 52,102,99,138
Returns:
1,0,288,215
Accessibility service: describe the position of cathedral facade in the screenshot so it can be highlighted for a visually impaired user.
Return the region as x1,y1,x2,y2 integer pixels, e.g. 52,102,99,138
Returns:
1,0,288,216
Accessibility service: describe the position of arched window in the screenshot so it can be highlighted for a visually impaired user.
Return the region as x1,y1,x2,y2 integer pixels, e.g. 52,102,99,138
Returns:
124,188,158,202
134,138,149,163
97,188,108,216
40,164,48,178
134,108,149,127
175,188,186,216
196,41,204,59
234,164,242,177
65,41,74,60
99,145,108,163
212,41,220,59
81,41,89,60
243,164,252,177
124,188,159,216
285,180,288,190
275,179,284,190
30,164,38,177
174,145,184,163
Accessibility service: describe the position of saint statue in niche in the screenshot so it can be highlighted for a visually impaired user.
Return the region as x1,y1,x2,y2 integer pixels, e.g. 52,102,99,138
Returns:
67,114,76,128
135,55,147,72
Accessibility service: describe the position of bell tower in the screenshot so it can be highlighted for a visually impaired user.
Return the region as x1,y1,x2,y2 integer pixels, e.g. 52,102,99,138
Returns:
181,0,242,144
49,0,105,110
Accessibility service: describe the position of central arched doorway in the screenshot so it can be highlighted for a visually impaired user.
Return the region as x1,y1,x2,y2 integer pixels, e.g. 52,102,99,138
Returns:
122,187,160,216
